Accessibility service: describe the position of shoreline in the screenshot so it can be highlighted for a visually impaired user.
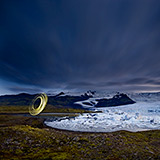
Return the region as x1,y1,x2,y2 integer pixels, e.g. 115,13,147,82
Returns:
1,112,160,134
44,121,160,134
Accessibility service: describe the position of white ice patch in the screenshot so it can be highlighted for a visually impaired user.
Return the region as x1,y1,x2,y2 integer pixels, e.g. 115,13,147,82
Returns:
45,101,160,132
74,96,112,108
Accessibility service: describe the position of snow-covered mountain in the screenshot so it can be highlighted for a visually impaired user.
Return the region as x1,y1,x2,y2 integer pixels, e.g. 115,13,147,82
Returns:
75,92,135,108
129,92,160,102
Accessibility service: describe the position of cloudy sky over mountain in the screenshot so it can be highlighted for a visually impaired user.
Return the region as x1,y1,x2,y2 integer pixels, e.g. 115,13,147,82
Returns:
0,0,160,94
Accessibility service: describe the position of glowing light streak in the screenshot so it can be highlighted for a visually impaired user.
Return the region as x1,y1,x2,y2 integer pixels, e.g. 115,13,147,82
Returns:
29,93,48,116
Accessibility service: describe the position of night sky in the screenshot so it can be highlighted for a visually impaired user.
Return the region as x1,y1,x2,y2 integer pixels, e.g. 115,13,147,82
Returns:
0,0,160,94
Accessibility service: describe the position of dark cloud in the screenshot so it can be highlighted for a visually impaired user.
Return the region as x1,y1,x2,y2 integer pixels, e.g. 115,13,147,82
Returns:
0,0,160,93
9,86,42,94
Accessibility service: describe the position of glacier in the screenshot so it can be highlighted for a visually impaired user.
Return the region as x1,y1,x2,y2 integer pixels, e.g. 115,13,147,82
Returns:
45,92,160,132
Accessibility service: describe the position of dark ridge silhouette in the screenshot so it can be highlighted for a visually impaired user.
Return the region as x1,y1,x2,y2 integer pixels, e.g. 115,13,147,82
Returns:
95,93,135,107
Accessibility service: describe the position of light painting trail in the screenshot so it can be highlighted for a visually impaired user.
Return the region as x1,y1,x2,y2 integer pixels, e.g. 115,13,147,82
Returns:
29,93,48,116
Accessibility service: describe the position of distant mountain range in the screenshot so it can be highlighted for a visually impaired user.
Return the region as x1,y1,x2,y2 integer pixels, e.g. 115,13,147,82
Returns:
0,91,136,108
0,92,92,109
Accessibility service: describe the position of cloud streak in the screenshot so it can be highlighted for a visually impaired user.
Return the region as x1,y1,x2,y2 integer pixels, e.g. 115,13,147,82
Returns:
0,0,160,93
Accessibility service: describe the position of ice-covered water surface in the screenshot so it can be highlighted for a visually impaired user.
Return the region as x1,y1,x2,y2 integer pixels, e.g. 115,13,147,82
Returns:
45,98,160,132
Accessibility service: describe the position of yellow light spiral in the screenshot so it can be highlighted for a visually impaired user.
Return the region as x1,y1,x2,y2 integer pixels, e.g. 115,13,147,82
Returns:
29,93,48,116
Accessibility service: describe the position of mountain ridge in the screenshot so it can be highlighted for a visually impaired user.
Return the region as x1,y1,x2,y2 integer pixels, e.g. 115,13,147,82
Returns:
0,91,136,108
